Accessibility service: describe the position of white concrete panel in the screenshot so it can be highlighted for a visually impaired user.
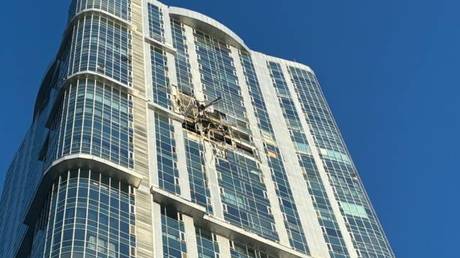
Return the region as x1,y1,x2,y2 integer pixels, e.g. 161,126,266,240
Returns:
183,215,199,258
152,202,164,258
216,235,232,258
147,109,159,186
174,121,192,200
203,142,225,219
183,25,206,101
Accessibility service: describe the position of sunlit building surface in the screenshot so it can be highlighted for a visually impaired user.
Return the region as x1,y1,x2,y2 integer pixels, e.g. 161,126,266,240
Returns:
0,1,394,257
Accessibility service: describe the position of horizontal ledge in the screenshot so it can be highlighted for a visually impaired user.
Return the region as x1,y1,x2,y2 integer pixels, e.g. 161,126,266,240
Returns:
255,52,315,75
66,71,132,90
24,154,143,225
150,186,309,258
148,101,185,122
151,186,207,219
204,216,310,258
169,7,249,51
69,8,131,27
145,36,177,54
46,71,134,129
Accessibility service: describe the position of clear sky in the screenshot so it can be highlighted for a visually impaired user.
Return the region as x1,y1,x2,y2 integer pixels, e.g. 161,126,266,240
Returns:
0,0,458,257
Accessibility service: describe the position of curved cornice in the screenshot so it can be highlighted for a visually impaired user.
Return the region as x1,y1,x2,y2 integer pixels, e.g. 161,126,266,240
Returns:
45,71,134,129
253,51,315,75
69,8,130,27
168,7,249,51
66,71,132,90
24,154,142,225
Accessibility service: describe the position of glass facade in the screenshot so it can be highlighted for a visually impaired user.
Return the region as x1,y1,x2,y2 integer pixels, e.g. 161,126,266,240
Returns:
171,19,194,95
216,151,279,242
33,169,136,258
288,67,393,258
196,227,220,258
155,114,181,194
0,138,42,258
68,13,131,86
0,1,393,258
240,52,309,254
148,3,164,42
48,79,134,168
150,46,171,109
194,30,248,131
161,206,187,258
298,154,350,258
68,0,131,21
268,61,350,258
185,135,213,213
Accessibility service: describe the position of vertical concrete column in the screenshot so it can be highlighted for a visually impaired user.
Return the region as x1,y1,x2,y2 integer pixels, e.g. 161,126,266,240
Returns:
203,142,225,219
229,47,290,246
174,122,192,201
252,52,331,258
131,0,154,257
182,215,199,258
152,202,164,258
280,62,359,258
147,109,159,186
159,3,174,47
216,235,232,258
183,25,206,101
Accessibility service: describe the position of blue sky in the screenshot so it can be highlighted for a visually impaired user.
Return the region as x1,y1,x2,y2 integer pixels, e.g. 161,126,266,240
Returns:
0,0,458,257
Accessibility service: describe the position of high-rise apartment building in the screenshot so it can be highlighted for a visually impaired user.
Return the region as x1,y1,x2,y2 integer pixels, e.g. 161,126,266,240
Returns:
0,1,394,258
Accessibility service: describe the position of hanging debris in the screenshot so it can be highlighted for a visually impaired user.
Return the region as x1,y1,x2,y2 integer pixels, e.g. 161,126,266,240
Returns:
174,92,257,158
